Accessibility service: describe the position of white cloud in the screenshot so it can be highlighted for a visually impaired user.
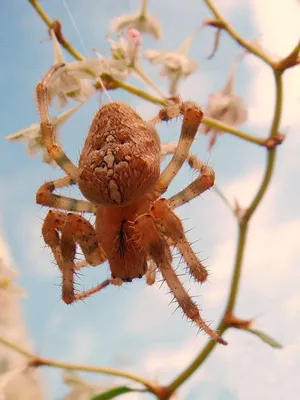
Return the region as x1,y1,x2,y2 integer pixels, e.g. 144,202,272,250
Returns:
251,0,300,57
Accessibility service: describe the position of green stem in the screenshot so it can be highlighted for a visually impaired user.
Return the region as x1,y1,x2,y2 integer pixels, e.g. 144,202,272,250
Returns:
110,80,167,106
165,64,283,400
133,64,167,99
203,116,266,146
27,0,266,149
225,222,248,312
244,72,283,221
0,336,157,393
213,186,236,216
166,322,225,394
28,0,84,60
203,0,274,67
140,0,148,17
28,0,52,26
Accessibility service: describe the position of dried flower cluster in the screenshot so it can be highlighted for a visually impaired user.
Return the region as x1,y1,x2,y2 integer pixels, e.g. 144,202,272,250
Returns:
6,0,249,161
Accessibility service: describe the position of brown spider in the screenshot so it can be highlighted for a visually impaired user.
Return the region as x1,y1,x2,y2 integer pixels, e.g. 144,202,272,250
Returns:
35,64,226,345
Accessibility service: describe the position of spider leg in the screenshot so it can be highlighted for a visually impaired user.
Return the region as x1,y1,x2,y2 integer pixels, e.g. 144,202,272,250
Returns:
36,175,96,213
134,213,226,345
150,101,203,196
151,198,208,283
42,209,107,304
145,259,157,285
161,144,215,209
36,64,79,181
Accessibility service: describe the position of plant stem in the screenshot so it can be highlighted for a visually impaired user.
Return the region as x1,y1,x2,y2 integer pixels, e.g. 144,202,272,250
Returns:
112,79,167,106
27,0,266,149
165,323,225,395
244,71,283,221
224,222,248,312
133,64,167,99
165,58,283,400
0,336,157,393
28,0,52,26
203,116,266,146
24,2,285,399
28,0,85,60
203,0,274,67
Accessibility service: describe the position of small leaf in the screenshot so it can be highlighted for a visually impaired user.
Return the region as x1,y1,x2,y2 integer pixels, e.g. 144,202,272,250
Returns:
91,386,138,400
246,328,283,349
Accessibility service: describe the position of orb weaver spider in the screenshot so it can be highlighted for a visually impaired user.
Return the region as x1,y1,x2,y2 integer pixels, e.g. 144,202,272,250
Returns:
36,64,226,345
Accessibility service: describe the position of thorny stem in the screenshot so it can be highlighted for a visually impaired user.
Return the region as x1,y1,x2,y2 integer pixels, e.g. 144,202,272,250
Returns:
0,336,158,394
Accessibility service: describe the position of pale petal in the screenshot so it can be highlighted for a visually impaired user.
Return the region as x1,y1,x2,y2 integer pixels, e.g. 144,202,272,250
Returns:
133,15,162,40
50,29,66,64
144,49,165,63
0,279,27,297
110,9,162,40
110,13,138,32
5,124,39,141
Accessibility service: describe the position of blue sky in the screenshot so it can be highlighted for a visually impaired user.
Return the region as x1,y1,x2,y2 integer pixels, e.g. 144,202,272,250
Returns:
0,0,300,399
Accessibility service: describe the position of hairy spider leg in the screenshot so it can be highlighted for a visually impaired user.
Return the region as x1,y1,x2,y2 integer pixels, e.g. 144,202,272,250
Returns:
151,198,208,283
36,64,79,181
134,213,227,345
42,210,107,304
37,175,96,213
145,259,157,285
160,144,215,208
150,101,204,196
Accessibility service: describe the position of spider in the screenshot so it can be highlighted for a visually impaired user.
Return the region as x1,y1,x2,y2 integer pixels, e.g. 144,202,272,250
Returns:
35,64,227,345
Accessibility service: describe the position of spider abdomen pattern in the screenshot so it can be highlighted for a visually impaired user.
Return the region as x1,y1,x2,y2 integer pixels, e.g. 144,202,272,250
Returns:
78,102,161,206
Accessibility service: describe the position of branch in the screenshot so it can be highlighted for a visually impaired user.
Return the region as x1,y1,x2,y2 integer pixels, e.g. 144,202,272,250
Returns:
202,116,266,146
203,0,274,67
28,0,274,151
0,336,158,393
165,34,284,400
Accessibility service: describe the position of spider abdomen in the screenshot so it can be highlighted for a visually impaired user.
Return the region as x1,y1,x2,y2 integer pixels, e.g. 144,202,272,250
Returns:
78,102,161,206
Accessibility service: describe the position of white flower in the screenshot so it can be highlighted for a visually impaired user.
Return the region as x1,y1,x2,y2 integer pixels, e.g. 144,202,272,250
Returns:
0,278,27,297
5,103,82,165
0,367,27,396
0,264,27,297
66,57,129,82
144,30,198,95
107,27,142,70
110,0,162,40
63,370,112,400
48,30,96,108
200,56,248,149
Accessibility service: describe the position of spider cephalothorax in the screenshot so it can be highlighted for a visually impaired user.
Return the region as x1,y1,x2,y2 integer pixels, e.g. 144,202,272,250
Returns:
36,64,227,345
